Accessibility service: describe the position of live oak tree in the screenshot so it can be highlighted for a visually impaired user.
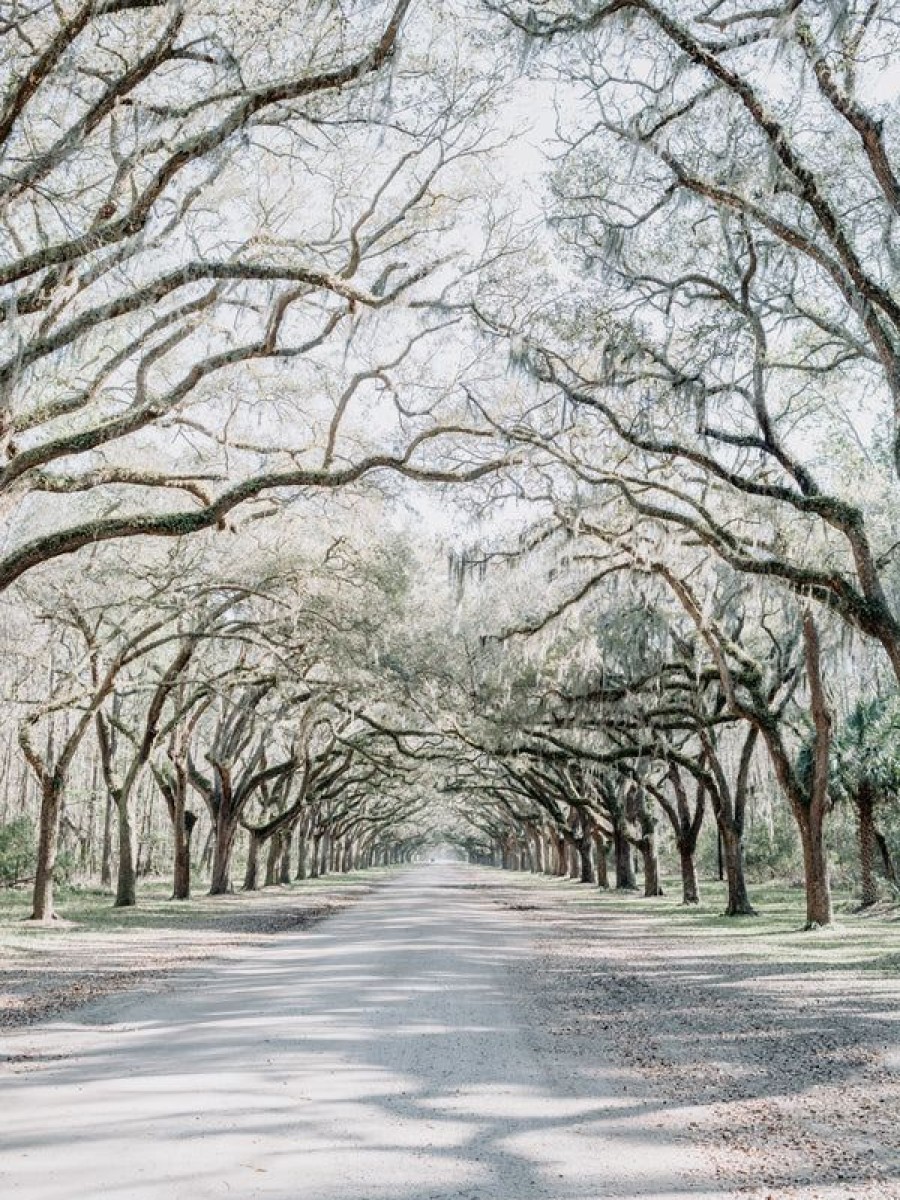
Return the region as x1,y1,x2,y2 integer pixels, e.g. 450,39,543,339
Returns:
477,1,900,698
3,504,437,908
446,497,843,919
0,0,510,592
95,587,254,906
656,564,837,928
19,592,192,919
187,681,301,894
0,0,526,911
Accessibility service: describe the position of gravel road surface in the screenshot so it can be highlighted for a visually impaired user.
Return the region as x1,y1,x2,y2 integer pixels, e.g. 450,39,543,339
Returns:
0,866,716,1199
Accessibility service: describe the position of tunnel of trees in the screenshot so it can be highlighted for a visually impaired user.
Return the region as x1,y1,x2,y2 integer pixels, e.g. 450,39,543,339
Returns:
1,0,899,931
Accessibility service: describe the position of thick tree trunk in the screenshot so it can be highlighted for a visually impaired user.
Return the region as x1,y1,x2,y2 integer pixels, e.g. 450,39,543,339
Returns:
613,827,636,890
31,783,62,921
309,834,321,878
114,793,136,908
858,781,878,908
679,844,700,905
577,836,594,883
721,824,756,916
280,832,293,883
593,832,609,888
209,812,238,895
296,830,308,879
639,839,663,897
542,834,555,874
243,830,262,891
172,811,196,901
529,830,543,873
798,808,833,928
264,831,281,886
566,839,578,879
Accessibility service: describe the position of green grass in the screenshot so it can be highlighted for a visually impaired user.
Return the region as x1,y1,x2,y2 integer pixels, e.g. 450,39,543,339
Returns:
0,868,397,938
492,869,900,975
5,865,899,977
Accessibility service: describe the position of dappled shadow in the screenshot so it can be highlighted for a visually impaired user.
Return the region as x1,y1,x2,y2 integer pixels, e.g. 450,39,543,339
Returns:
0,877,382,1030
484,870,900,1197
3,866,899,1198
2,867,719,1200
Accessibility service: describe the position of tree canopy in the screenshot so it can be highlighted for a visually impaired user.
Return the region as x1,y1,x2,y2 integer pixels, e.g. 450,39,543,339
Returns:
2,0,899,929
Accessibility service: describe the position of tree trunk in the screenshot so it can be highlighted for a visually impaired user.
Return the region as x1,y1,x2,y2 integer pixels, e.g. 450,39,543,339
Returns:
264,831,281,886
639,839,663,897
566,838,580,880
541,834,554,873
613,826,636,890
279,831,293,883
798,807,833,928
796,612,834,929
858,781,878,908
296,830,308,879
529,829,543,873
593,832,609,888
876,830,897,883
172,811,196,901
577,836,594,884
199,826,214,875
100,788,114,888
31,782,62,921
721,824,756,916
243,829,262,891
209,812,238,895
114,792,136,908
679,844,700,905
568,844,577,878
789,613,834,930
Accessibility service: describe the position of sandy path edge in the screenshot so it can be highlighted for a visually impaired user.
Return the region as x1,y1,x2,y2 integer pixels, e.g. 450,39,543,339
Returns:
475,868,900,1200
1,875,387,1030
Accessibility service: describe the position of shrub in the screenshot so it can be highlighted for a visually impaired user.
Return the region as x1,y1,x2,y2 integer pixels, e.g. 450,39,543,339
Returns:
745,811,801,883
0,817,35,886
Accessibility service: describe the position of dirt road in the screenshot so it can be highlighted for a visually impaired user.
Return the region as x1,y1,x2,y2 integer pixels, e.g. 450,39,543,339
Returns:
0,866,717,1199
